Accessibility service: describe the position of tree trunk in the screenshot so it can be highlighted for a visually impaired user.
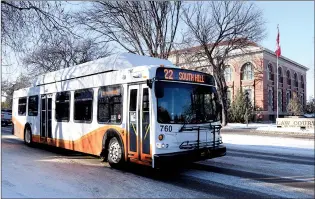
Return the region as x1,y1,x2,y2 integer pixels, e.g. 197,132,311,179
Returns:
220,94,228,126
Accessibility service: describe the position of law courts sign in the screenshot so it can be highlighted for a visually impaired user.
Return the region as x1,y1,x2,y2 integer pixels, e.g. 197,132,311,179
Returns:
276,118,315,129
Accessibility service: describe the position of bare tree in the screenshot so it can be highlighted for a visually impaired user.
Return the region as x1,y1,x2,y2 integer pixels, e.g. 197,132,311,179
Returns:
22,36,112,76
74,1,182,59
1,74,32,109
180,1,266,126
1,1,73,52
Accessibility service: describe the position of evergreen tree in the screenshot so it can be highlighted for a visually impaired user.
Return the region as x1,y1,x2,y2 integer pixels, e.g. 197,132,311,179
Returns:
228,89,254,123
287,95,304,116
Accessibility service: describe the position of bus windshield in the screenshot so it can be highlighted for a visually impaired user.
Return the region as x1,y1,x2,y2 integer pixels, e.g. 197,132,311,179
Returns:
155,81,221,124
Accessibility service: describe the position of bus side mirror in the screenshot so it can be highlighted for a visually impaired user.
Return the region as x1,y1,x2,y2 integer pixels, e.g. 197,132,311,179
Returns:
146,79,153,88
154,82,164,98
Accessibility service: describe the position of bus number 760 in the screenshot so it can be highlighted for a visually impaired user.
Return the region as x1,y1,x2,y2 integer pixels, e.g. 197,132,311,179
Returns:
160,125,172,132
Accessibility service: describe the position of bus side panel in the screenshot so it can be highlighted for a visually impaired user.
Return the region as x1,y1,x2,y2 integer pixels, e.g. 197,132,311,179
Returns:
12,97,26,140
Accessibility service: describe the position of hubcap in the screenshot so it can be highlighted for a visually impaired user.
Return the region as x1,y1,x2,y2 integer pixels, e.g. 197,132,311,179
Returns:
25,129,31,143
109,141,122,163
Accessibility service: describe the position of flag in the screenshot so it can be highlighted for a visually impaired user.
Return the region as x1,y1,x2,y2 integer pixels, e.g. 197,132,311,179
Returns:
275,25,281,57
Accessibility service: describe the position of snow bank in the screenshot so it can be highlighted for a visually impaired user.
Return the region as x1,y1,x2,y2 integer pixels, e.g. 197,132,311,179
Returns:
223,123,276,129
256,126,314,134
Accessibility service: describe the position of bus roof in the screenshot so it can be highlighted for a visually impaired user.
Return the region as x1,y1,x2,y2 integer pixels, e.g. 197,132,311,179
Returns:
32,53,177,86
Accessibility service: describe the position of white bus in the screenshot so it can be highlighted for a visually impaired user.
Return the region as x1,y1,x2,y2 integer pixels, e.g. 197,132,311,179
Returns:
12,53,226,169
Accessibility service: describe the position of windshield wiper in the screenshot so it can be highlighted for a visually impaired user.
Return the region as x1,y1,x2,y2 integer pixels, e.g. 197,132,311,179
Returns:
179,118,187,132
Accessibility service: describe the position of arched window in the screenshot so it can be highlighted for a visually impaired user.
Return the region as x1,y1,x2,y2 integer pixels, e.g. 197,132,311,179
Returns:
286,70,291,85
224,66,232,82
301,75,304,88
294,73,298,87
278,67,283,83
241,62,254,80
267,63,273,80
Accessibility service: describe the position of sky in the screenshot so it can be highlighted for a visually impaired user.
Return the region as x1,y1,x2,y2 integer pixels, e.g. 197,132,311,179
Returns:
2,1,314,100
254,1,314,99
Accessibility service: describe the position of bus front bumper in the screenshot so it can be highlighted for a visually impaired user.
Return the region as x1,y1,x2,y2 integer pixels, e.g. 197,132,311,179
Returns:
153,145,226,169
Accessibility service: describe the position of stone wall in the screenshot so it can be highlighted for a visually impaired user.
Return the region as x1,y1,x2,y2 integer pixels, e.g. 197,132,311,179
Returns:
276,118,315,129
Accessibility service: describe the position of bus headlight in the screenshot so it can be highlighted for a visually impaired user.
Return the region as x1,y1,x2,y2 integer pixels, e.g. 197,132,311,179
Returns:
158,134,164,141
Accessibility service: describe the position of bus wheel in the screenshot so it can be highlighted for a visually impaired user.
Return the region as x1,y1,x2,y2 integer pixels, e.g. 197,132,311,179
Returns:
24,127,32,146
107,137,125,168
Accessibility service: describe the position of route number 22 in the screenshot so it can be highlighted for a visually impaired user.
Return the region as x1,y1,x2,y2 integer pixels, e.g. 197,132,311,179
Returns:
164,69,174,80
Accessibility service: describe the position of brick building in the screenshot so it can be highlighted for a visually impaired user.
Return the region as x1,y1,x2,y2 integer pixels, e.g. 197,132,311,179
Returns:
168,44,308,122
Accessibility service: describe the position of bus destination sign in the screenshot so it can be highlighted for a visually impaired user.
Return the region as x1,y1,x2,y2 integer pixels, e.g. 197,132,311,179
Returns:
156,67,214,85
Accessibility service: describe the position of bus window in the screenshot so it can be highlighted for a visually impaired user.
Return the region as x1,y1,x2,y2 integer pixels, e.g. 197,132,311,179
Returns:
56,91,70,122
74,89,93,122
98,85,122,124
18,97,27,116
28,95,38,116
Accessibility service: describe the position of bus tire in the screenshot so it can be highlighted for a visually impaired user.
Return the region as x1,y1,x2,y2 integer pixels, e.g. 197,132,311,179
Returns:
24,126,32,146
107,137,125,168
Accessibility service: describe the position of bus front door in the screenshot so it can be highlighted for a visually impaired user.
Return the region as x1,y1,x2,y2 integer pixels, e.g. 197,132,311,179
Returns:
127,84,151,163
40,94,52,143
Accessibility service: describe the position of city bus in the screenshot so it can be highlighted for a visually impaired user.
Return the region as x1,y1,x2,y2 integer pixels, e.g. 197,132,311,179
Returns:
12,53,226,169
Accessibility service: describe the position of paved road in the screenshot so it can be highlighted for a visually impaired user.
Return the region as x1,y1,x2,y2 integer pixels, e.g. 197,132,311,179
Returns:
2,126,314,198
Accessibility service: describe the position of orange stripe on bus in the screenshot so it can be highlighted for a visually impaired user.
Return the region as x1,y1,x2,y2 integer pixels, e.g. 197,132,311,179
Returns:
12,117,25,140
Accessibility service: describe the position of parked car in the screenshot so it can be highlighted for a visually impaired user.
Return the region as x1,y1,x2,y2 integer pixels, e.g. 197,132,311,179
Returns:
1,109,12,126
303,113,315,118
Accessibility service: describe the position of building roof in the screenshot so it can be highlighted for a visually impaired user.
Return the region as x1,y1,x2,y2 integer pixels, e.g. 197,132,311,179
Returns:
32,52,176,86
169,40,309,71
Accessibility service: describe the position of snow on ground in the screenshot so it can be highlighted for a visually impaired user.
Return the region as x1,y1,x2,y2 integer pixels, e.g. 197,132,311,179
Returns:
224,122,314,134
222,133,314,157
256,126,314,134
223,123,275,129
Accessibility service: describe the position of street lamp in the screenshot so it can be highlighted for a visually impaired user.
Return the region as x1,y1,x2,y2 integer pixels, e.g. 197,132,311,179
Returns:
245,91,249,127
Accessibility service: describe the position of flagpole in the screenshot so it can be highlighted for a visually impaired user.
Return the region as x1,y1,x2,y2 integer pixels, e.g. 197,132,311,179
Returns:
276,24,279,119
276,55,279,119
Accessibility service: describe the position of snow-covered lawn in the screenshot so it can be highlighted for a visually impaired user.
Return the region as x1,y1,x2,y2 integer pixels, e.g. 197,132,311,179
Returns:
223,123,276,129
223,122,314,134
256,126,314,134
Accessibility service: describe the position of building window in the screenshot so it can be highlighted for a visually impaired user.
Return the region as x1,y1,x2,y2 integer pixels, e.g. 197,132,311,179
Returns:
28,95,38,116
286,70,291,85
278,90,283,112
300,94,304,107
98,85,123,124
268,87,273,111
286,91,291,112
278,67,283,83
74,88,93,122
226,89,232,101
224,66,232,82
241,62,254,80
18,97,27,116
267,63,273,80
244,89,252,102
56,91,70,122
301,75,304,88
294,73,298,87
